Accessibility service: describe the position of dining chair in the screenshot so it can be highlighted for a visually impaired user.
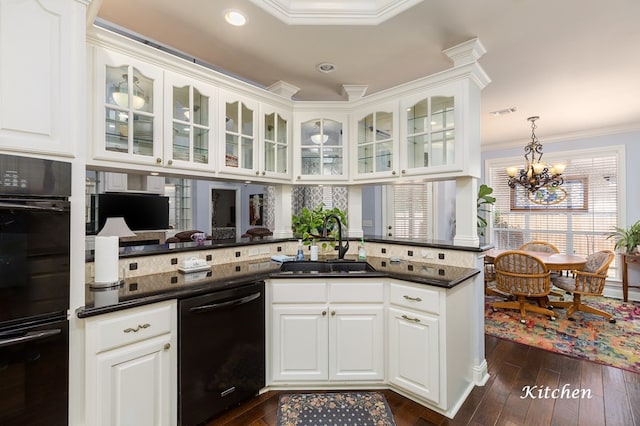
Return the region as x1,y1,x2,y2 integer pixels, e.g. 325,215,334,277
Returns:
548,250,616,323
492,250,556,323
519,240,567,299
484,258,509,297
519,241,560,254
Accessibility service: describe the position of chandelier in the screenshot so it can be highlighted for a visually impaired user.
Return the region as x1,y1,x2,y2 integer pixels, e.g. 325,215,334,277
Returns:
506,116,566,193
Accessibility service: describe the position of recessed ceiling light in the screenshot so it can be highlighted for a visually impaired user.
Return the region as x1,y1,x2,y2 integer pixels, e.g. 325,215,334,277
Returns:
317,63,336,73
490,107,517,116
224,9,247,26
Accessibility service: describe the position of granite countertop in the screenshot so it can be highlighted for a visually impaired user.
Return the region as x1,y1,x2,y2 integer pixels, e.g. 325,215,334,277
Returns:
78,256,480,318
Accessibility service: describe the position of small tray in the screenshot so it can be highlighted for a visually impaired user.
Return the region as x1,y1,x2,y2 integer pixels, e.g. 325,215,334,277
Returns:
178,264,212,274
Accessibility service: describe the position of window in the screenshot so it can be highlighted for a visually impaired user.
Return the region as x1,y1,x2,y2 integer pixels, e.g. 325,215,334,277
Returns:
386,183,434,239
487,146,623,278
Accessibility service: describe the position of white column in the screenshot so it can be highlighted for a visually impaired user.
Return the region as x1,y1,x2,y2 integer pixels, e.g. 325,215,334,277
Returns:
273,184,293,238
453,176,480,247
347,186,363,238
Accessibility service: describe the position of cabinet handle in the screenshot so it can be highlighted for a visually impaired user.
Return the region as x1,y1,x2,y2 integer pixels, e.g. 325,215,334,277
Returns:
297,176,301,180
167,159,173,165
401,315,421,323
403,295,422,302
124,323,151,333
156,158,162,163
401,169,406,174
164,343,171,350
255,171,260,175
262,171,266,175
331,310,336,316
322,310,327,316
392,170,396,175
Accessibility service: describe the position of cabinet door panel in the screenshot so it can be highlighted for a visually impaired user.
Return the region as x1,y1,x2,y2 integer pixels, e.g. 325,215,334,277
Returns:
330,305,384,380
95,335,173,426
388,307,440,404
271,305,328,381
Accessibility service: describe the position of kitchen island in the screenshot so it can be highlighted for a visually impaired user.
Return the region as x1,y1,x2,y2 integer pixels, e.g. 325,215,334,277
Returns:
80,238,487,425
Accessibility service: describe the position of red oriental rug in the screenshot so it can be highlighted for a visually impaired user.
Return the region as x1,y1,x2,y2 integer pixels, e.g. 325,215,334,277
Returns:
485,295,640,374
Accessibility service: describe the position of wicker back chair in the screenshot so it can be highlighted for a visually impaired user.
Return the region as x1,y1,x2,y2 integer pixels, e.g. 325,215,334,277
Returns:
519,241,560,254
549,250,616,323
492,250,556,323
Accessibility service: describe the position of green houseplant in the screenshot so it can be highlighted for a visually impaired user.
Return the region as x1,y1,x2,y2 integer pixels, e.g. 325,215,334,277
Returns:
606,219,640,253
477,184,496,237
292,204,347,251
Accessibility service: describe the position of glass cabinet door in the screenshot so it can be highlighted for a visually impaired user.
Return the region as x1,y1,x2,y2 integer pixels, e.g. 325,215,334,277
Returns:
171,84,210,164
105,65,155,157
264,112,288,175
357,111,393,174
406,95,455,170
300,118,343,176
225,101,254,170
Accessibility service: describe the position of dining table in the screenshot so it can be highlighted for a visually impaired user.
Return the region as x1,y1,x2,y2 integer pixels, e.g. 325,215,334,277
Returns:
484,249,587,272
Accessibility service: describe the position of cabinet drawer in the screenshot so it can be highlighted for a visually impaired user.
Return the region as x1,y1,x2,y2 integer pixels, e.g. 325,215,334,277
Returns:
328,280,384,303
270,281,327,303
389,283,440,315
87,301,174,353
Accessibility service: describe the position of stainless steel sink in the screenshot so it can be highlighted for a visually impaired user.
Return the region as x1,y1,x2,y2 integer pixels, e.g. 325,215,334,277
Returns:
278,260,376,274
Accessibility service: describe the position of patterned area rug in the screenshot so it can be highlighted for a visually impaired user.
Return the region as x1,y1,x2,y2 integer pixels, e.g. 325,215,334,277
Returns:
276,392,396,426
485,295,640,374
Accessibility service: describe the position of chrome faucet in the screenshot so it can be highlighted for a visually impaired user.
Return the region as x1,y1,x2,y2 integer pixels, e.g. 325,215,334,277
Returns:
322,213,349,259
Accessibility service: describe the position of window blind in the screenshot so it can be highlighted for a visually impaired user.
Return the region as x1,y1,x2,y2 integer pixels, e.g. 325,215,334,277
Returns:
388,183,433,239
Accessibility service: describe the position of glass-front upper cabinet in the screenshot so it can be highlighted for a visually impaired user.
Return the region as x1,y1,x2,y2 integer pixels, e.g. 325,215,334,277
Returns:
260,104,291,180
352,102,398,181
93,48,163,166
219,91,258,176
295,114,347,182
399,85,462,177
163,71,216,171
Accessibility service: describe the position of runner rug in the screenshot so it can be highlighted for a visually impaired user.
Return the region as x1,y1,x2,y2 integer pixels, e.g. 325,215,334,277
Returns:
276,392,396,426
485,295,640,374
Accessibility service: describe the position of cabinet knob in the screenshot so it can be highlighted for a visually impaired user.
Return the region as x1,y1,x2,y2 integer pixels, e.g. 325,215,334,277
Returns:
262,171,266,176
392,170,396,175
401,314,421,323
167,159,173,165
297,176,301,180
164,343,171,350
156,158,162,164
331,310,336,316
322,310,327,316
401,169,406,174
256,171,260,175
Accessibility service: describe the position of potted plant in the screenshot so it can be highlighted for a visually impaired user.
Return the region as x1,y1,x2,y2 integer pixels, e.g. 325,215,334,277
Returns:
292,204,347,252
606,219,640,253
477,184,496,237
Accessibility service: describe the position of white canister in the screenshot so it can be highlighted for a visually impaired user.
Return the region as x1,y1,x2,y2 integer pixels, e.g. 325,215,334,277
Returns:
310,245,319,261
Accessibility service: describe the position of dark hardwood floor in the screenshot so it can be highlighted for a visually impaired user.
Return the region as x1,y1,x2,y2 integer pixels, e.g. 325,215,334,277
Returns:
206,335,640,425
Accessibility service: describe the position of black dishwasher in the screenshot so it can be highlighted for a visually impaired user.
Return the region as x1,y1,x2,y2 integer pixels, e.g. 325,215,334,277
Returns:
178,281,265,426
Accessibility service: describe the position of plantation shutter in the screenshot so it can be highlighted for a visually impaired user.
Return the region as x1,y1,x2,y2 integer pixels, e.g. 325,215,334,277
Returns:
388,183,433,239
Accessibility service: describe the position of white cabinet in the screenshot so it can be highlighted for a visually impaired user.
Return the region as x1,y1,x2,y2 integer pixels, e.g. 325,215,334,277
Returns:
398,82,464,178
388,307,440,403
219,90,259,176
293,112,349,183
351,101,400,181
259,104,292,181
269,279,384,383
0,0,84,156
163,71,217,171
388,282,442,404
85,300,177,426
93,48,164,166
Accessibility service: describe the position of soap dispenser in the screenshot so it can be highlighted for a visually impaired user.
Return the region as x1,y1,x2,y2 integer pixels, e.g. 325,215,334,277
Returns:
296,239,305,261
358,238,367,260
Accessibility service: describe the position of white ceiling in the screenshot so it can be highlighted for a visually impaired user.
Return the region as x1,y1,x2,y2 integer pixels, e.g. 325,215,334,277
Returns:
93,0,640,148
